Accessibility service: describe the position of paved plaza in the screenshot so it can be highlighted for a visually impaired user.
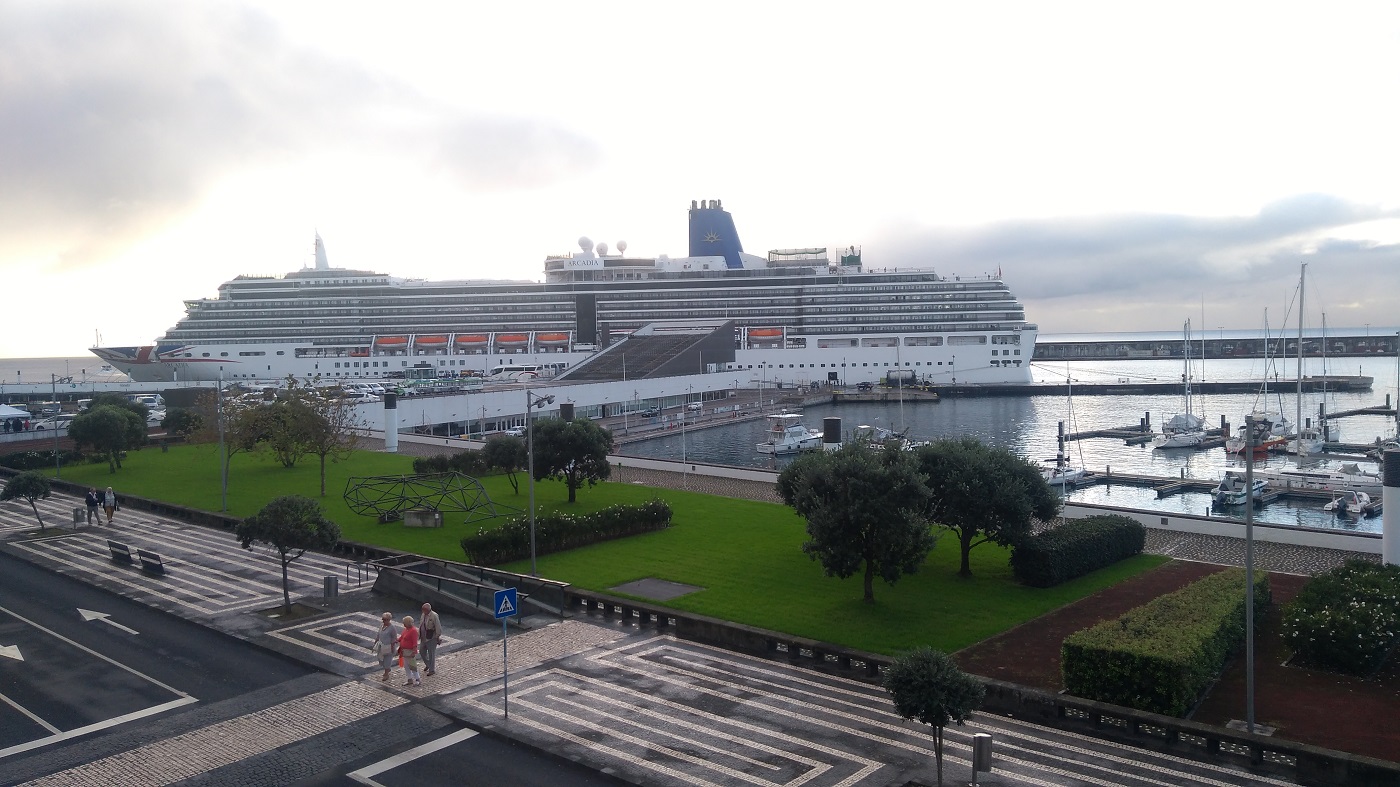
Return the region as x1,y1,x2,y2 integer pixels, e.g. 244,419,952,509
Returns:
0,479,1380,786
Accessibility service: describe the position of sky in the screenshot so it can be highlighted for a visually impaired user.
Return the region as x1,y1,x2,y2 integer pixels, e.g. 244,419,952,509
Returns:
3,1,1399,359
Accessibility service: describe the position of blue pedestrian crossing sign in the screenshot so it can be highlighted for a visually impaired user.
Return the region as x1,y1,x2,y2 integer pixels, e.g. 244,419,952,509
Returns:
493,587,518,620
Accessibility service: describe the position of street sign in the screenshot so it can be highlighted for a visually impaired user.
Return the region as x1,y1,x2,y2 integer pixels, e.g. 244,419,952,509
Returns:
493,587,518,620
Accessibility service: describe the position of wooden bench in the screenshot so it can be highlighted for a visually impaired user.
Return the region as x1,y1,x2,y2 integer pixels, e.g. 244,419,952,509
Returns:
136,549,166,575
107,540,133,564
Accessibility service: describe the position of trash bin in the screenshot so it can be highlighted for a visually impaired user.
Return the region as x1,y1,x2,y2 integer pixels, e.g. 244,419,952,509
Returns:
323,575,339,600
73,507,85,526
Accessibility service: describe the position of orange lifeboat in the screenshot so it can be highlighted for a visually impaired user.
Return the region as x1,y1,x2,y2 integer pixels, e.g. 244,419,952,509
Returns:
536,332,569,345
495,333,529,345
454,334,487,346
749,328,783,338
414,334,448,348
349,348,370,357
375,336,408,348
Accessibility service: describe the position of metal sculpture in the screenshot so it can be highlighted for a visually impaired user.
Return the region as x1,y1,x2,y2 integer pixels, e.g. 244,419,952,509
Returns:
343,472,520,524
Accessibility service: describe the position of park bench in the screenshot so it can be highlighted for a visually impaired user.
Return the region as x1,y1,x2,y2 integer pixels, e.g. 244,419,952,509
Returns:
136,549,166,575
107,540,133,564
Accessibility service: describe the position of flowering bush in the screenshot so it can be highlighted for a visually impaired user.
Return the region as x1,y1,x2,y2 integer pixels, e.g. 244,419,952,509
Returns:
460,498,672,565
1282,560,1400,676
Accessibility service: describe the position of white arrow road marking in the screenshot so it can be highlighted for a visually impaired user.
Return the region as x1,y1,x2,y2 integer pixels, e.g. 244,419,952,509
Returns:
0,644,21,661
78,608,140,635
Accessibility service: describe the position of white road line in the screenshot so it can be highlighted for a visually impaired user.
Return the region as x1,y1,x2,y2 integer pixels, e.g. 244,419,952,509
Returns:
0,698,197,761
0,690,62,734
0,604,190,697
346,727,480,786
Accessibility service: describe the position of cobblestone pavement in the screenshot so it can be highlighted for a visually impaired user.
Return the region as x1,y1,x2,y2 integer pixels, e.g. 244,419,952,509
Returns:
451,634,1300,787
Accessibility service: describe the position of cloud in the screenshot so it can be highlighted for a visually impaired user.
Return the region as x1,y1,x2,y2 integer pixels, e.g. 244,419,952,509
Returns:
0,2,598,271
871,195,1400,331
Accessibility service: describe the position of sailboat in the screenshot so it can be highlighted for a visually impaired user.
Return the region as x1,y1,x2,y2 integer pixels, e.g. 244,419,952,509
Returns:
1224,310,1291,454
1042,371,1088,486
1152,319,1207,449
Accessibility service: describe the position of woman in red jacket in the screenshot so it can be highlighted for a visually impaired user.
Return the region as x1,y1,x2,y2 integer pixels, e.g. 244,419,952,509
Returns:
398,615,421,686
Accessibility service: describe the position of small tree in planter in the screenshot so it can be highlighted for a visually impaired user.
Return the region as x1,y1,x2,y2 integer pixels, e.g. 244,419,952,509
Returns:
1,471,52,530
235,495,341,614
883,646,986,786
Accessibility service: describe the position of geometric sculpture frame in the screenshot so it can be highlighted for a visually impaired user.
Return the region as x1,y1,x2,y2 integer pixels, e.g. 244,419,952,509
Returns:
343,472,523,524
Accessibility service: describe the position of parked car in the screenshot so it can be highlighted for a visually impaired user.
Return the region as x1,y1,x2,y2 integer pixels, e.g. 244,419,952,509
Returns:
147,409,166,424
855,381,874,392
504,426,526,437
686,402,702,412
31,415,75,431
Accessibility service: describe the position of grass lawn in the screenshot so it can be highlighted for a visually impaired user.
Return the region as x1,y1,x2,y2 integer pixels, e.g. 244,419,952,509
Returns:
50,442,1166,655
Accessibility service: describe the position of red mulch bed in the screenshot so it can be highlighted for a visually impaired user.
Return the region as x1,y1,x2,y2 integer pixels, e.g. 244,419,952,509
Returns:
953,560,1400,763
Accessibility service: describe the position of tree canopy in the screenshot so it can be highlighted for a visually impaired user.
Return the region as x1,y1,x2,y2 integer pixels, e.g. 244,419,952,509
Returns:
914,437,1060,577
883,646,986,786
1,471,52,530
482,435,528,494
68,404,147,472
776,442,935,603
530,416,615,503
161,407,204,438
235,495,341,612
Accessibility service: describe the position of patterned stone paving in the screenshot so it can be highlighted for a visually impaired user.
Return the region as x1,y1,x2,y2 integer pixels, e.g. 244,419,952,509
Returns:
453,635,1301,786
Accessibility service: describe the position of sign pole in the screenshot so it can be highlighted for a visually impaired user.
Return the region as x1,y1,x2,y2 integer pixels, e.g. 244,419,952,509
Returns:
502,617,509,719
493,587,518,719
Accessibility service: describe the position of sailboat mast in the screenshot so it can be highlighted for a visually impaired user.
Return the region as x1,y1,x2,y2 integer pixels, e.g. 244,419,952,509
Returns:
1183,319,1192,417
1297,263,1305,442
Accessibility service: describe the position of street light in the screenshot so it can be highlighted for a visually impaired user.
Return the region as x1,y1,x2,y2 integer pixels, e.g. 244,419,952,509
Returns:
525,388,555,577
51,374,60,478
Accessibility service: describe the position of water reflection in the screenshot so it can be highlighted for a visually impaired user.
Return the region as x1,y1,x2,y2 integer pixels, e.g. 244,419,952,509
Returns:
620,357,1397,535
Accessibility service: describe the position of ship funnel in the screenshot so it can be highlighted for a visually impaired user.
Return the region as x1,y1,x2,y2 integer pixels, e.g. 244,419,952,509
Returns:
314,233,330,270
688,199,745,269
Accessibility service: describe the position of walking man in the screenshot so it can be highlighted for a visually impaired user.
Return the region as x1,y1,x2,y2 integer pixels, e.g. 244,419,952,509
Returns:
84,488,101,525
419,602,442,677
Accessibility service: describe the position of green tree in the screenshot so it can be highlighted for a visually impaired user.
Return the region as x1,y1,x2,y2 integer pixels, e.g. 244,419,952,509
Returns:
283,377,362,495
161,407,204,438
914,437,1060,577
1,470,52,530
85,392,149,421
883,646,986,786
482,434,528,494
68,404,147,472
530,417,615,503
776,442,935,603
235,495,341,613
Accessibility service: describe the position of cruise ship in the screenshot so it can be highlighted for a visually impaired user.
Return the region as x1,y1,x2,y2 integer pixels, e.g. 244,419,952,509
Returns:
92,200,1039,385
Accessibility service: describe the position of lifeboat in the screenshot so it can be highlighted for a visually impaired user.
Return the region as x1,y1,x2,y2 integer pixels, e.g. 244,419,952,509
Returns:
454,334,488,346
749,328,783,338
414,335,448,348
495,333,529,345
348,348,370,357
536,332,570,345
375,336,409,348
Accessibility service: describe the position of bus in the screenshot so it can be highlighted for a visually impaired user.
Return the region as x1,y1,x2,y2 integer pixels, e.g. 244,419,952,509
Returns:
485,363,565,382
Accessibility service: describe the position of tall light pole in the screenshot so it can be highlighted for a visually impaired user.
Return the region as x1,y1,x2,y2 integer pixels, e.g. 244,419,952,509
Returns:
525,388,554,577
51,374,60,478
1244,415,1257,734
218,373,228,512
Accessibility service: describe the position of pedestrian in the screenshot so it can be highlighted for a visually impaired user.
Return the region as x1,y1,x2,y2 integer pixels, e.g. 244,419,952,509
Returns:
419,602,441,677
84,488,101,525
103,486,117,524
370,612,399,682
398,615,421,686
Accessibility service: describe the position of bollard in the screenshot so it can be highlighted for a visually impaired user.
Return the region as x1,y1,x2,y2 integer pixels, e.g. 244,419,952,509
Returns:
971,732,993,784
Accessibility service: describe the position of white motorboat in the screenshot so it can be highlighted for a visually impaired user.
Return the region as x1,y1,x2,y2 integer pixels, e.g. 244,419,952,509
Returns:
1323,489,1381,517
756,413,824,455
1212,471,1269,506
1247,463,1383,497
852,424,927,451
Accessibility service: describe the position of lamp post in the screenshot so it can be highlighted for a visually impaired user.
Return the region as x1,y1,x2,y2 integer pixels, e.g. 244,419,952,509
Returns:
525,388,555,577
218,373,228,513
1244,415,1257,734
51,374,60,478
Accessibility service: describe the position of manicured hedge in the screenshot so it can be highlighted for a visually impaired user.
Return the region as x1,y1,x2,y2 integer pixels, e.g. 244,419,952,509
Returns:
413,451,491,476
1061,567,1270,716
461,498,672,565
1283,559,1400,676
1010,514,1145,587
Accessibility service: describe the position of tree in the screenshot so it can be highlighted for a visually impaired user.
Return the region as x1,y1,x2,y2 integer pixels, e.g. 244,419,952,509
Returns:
161,407,204,438
1,471,52,530
776,442,935,603
530,417,615,503
68,404,147,472
482,435,528,494
235,495,341,613
914,437,1060,578
883,646,985,786
283,377,362,496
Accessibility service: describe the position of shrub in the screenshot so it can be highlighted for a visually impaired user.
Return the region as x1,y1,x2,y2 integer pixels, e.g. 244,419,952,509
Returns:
1061,567,1270,716
1283,559,1400,676
461,498,672,565
412,450,492,477
1010,514,1145,587
0,448,86,471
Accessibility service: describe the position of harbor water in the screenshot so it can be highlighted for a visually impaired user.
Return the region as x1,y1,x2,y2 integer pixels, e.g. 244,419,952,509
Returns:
622,356,1400,535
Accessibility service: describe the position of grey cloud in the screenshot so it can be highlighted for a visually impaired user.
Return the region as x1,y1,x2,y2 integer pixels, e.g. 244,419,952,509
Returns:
872,195,1400,331
0,2,598,270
